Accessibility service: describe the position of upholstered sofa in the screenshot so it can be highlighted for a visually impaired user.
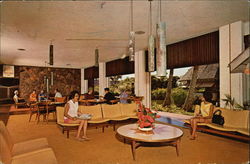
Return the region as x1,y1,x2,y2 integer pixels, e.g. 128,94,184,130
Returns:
185,107,250,141
0,121,57,164
56,103,138,138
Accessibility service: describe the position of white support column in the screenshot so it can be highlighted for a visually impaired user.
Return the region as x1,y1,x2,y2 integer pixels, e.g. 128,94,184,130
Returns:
99,62,108,97
219,25,231,107
219,21,244,107
135,50,151,108
81,68,88,94
230,21,244,105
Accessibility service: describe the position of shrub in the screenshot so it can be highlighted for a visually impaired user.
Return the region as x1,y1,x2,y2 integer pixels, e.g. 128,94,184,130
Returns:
172,87,187,107
151,101,193,116
151,88,166,100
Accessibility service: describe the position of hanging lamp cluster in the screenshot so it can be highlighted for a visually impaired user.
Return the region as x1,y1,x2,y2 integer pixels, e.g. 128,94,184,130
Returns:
128,0,135,62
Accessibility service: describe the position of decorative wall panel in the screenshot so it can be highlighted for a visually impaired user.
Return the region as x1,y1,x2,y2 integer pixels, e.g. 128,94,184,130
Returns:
167,31,219,69
19,66,80,100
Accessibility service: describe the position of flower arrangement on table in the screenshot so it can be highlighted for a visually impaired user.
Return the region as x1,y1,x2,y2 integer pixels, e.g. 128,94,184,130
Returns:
137,102,160,131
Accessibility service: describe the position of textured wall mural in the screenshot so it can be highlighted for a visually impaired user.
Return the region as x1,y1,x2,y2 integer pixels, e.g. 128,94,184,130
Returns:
18,66,81,101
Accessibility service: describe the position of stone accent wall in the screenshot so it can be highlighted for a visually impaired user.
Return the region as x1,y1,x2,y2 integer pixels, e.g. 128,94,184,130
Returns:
19,66,80,101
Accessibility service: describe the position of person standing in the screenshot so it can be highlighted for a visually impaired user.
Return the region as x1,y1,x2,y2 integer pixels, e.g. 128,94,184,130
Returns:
64,90,90,141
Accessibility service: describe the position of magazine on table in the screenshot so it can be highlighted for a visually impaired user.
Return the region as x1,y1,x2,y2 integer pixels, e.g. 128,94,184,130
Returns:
77,114,92,120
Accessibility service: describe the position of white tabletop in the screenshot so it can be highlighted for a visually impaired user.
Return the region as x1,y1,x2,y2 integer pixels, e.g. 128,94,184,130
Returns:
117,123,183,142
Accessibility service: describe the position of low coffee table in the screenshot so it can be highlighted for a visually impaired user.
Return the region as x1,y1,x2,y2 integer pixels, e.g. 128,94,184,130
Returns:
116,123,183,160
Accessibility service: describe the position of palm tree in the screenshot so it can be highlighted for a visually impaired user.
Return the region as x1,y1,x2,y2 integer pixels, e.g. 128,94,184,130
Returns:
163,68,174,107
183,65,199,111
222,94,246,110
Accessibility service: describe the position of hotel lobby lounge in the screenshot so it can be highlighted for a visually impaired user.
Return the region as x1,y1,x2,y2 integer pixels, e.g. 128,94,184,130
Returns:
0,0,249,164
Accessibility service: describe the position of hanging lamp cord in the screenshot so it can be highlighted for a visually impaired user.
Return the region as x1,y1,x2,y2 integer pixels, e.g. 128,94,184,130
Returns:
158,0,162,22
130,0,133,31
149,0,152,35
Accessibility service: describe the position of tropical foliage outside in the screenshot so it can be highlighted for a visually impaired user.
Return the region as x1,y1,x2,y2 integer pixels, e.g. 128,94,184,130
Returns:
108,74,194,115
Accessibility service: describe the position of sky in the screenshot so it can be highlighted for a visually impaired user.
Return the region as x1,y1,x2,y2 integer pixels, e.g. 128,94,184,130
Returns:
121,66,191,79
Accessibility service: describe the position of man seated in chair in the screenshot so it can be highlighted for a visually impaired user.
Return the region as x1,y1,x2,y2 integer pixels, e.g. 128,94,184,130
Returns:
38,90,47,102
103,88,116,105
54,89,62,98
83,88,95,100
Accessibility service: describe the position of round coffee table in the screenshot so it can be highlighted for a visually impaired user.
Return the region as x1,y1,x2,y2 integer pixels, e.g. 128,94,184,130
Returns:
117,123,183,160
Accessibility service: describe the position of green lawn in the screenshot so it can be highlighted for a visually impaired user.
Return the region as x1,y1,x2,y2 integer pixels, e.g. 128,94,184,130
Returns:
151,100,194,116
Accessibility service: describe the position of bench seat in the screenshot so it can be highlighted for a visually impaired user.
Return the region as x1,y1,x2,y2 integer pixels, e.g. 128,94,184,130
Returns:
184,107,250,141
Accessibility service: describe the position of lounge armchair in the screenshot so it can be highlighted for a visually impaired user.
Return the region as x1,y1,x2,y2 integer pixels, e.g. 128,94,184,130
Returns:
56,107,79,138
0,121,57,164
0,121,49,156
0,135,57,164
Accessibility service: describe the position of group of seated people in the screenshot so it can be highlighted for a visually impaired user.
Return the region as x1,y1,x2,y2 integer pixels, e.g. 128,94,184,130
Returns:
29,89,63,102
13,89,63,104
81,87,132,105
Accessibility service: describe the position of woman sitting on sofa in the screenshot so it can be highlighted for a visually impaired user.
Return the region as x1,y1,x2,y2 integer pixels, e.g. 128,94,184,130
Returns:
64,90,90,141
190,92,214,140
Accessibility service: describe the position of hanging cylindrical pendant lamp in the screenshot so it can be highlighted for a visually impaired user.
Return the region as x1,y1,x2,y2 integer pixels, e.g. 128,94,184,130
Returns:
128,31,135,61
49,44,53,65
128,0,135,61
148,0,155,72
156,0,167,76
51,72,53,86
95,48,99,67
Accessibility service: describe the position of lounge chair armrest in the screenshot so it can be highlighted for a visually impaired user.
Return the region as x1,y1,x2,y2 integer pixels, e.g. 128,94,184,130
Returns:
12,138,49,156
12,148,57,164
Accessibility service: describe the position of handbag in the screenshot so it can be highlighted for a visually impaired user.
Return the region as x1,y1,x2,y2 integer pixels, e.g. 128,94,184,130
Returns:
212,110,225,125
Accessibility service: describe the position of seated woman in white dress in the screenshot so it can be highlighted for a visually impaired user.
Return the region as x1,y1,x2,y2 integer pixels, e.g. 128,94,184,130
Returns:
64,90,90,141
190,92,214,140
